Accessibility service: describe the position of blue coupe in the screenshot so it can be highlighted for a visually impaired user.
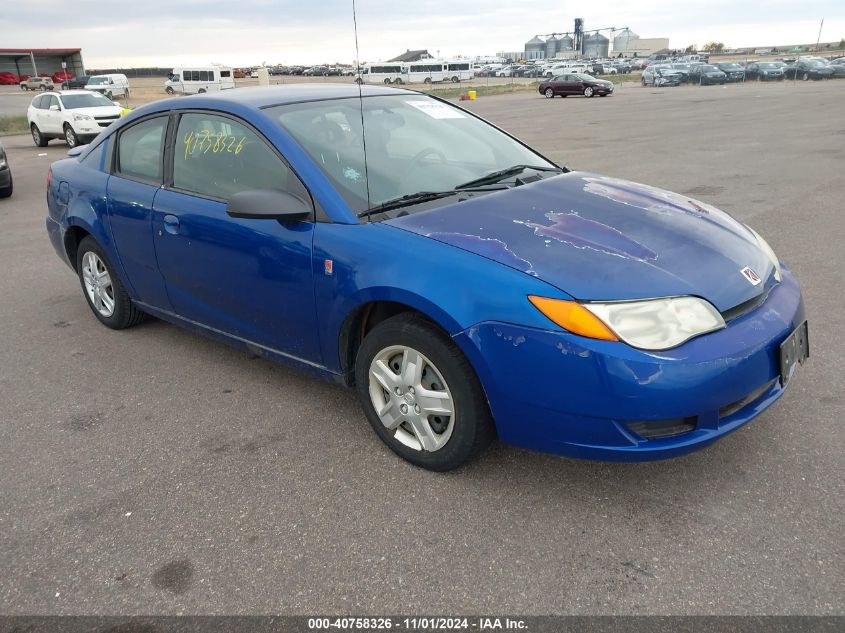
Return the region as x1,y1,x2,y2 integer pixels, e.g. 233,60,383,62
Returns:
45,85,808,470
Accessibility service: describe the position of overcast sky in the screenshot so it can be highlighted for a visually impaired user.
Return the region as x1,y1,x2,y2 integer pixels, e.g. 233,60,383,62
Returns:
2,1,843,67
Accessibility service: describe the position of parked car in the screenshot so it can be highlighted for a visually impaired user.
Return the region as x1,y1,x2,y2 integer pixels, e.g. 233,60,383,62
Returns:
689,64,727,85
20,76,54,91
85,74,130,99
61,75,91,90
0,141,12,198
641,66,682,87
715,63,746,82
44,84,807,471
611,60,632,74
743,62,785,81
539,73,614,98
669,63,693,83
783,59,834,80
0,72,20,85
304,66,330,76
829,58,845,77
27,90,122,148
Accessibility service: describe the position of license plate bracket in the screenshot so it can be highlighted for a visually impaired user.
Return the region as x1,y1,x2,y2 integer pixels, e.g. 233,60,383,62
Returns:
779,320,809,387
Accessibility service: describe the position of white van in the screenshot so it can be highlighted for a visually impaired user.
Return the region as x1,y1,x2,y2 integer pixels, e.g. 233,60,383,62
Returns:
85,74,130,99
165,67,235,95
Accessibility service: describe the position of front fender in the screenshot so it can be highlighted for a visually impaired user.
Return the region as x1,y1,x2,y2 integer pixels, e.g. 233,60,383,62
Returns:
314,222,575,373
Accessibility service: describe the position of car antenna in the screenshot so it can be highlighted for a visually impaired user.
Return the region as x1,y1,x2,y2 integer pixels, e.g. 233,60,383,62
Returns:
352,0,372,220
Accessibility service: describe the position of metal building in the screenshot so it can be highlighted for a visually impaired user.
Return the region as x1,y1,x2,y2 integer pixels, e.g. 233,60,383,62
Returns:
0,48,85,80
524,36,546,60
582,33,609,58
558,35,574,52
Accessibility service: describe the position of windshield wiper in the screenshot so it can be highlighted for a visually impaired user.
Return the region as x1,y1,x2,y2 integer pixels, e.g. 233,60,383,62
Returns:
455,164,562,190
358,187,504,218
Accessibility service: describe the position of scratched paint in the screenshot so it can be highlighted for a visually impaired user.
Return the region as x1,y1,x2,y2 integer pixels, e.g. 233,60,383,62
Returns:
581,176,749,235
427,232,535,275
514,211,658,262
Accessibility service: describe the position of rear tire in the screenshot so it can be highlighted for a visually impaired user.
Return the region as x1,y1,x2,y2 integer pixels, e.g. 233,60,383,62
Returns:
802,72,809,81
544,88,554,98
76,237,146,330
355,313,494,471
423,77,432,84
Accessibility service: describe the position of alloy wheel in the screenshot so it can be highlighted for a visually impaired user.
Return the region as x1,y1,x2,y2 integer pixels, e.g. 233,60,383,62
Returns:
368,345,455,452
81,251,115,317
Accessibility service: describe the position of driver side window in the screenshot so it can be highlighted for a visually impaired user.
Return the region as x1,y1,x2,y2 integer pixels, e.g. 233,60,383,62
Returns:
172,112,309,204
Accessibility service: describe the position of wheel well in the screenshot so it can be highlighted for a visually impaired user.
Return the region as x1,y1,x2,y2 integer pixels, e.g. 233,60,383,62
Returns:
339,301,429,386
63,226,90,271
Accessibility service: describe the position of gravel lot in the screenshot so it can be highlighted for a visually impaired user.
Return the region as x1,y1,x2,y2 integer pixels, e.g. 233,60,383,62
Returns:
0,79,842,615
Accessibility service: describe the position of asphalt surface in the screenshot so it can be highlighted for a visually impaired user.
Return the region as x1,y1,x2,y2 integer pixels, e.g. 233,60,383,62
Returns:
0,80,843,615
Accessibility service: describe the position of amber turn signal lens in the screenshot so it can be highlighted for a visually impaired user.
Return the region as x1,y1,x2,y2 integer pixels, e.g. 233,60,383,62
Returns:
528,296,619,342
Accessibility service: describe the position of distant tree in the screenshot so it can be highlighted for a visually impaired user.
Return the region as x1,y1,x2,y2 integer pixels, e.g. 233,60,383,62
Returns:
839,38,845,49
685,44,697,53
703,42,726,52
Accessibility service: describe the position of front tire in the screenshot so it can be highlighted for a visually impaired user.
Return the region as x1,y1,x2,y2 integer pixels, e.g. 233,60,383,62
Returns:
31,124,48,148
355,313,494,471
0,174,12,198
165,86,175,94
64,124,79,148
584,86,594,97
76,237,146,330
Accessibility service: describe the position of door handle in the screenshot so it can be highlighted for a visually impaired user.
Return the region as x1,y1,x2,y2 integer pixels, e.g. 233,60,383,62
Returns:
163,214,180,235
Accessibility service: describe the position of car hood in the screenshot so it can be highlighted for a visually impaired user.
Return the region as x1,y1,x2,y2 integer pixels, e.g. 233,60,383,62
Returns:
69,106,122,117
385,172,773,312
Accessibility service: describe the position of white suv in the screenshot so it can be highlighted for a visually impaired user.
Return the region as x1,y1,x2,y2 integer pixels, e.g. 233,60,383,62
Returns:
27,90,122,148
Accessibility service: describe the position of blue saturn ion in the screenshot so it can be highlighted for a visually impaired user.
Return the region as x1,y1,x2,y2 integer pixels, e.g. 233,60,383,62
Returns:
45,85,808,470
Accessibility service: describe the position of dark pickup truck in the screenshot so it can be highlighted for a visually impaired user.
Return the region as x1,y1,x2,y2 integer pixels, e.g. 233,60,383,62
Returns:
61,76,90,90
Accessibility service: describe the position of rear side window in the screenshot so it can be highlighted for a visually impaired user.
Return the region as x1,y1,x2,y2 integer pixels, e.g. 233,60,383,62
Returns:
190,71,200,81
220,70,231,78
32,95,45,109
116,117,167,183
173,112,309,203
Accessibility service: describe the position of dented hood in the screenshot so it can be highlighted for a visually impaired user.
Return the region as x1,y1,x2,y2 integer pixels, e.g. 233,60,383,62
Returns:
385,172,774,312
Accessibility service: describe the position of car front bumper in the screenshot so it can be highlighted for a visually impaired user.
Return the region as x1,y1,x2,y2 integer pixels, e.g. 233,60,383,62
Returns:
0,166,11,189
454,268,805,461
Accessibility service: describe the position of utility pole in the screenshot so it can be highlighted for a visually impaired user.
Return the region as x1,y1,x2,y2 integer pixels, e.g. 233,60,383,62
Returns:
815,19,824,51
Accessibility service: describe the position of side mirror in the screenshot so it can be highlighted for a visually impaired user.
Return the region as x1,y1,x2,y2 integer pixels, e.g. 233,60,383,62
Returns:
226,189,312,221
50,104,60,111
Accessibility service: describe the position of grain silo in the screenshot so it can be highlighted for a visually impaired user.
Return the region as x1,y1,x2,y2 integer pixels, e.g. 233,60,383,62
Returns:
525,36,546,60
558,35,574,52
613,29,638,55
545,35,559,59
582,33,609,58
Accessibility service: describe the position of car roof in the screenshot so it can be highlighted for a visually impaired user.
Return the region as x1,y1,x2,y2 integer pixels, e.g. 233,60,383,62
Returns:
57,89,102,96
175,83,412,109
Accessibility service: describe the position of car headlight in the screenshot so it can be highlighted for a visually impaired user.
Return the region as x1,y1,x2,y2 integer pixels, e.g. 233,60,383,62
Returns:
746,226,782,282
73,113,93,121
529,295,726,351
0,155,6,168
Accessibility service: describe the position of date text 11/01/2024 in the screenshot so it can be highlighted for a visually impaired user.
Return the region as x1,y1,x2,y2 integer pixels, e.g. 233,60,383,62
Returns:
307,617,527,629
